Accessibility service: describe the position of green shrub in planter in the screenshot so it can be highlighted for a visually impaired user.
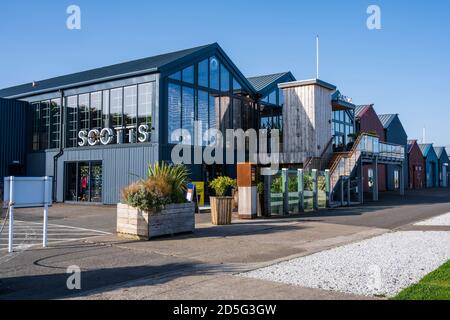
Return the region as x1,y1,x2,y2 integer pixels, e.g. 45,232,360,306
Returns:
121,162,190,214
148,162,190,204
209,176,237,197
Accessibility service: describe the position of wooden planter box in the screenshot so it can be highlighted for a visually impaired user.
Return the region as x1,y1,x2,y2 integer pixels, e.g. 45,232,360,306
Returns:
210,196,233,225
117,202,195,240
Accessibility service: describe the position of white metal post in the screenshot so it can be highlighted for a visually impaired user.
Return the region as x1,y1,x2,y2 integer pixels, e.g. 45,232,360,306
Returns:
8,176,14,253
43,176,49,248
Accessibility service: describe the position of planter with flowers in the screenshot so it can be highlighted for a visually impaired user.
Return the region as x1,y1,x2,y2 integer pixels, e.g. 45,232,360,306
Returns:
117,162,195,240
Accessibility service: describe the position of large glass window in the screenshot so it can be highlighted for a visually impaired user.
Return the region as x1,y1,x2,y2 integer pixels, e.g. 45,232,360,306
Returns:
66,96,78,148
182,87,195,145
124,86,137,142
138,83,153,125
78,94,90,133
102,90,110,128
50,99,61,149
110,88,123,128
168,83,182,143
90,92,102,130
40,101,50,150
32,103,40,151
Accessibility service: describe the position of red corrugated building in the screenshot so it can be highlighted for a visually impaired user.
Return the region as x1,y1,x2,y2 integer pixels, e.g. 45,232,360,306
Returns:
355,104,387,193
407,140,425,189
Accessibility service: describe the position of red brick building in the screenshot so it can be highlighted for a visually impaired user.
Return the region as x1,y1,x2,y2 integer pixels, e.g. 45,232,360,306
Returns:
355,104,387,193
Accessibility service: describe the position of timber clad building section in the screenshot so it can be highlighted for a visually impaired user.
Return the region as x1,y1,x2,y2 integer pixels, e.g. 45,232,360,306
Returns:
0,43,447,205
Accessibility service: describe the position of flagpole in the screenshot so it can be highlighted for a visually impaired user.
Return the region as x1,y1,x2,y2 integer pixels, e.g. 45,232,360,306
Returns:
316,35,320,79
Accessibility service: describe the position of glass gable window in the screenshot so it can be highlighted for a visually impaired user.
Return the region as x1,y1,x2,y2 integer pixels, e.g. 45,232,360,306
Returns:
169,71,181,81
166,55,252,147
198,59,209,88
268,90,277,105
182,87,194,145
168,83,182,143
182,66,194,84
198,90,209,146
209,56,220,90
233,78,242,94
220,64,230,92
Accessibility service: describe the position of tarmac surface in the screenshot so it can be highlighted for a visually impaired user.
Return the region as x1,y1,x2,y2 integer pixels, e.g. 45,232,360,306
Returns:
0,188,449,300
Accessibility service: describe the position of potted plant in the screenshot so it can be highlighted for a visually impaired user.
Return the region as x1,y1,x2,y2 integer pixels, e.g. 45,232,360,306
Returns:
117,162,195,240
209,176,236,225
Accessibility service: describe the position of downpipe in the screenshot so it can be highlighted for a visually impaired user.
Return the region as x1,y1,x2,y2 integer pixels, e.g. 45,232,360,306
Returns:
53,90,64,202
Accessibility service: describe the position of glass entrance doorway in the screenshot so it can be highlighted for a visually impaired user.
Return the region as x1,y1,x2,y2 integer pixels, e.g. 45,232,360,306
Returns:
65,161,103,203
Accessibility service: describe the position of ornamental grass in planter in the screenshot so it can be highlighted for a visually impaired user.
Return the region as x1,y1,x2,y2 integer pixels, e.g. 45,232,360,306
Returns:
209,176,236,225
117,162,195,240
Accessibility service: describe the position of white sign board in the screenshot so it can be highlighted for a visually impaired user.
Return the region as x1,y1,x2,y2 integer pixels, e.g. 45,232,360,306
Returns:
3,177,53,208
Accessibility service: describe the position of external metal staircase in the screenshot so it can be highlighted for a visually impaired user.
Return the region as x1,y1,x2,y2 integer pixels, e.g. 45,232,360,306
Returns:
307,133,406,206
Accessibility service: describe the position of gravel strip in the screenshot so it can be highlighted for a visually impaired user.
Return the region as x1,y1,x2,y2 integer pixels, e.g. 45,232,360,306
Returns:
242,231,450,297
415,212,450,226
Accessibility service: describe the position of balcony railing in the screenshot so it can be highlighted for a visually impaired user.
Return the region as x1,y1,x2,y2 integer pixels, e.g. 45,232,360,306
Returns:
357,134,405,160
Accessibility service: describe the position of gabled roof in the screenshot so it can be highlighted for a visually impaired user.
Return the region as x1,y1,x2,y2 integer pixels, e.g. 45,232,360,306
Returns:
247,72,295,95
418,143,435,157
0,44,213,98
378,114,397,129
355,104,373,118
407,140,418,154
0,43,257,99
434,146,448,159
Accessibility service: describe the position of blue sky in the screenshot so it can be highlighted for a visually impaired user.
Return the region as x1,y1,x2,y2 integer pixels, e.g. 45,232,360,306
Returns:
0,0,449,147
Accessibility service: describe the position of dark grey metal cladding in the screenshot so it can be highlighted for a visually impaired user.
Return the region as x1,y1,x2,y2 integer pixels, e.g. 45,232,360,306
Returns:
33,144,159,205
0,98,30,186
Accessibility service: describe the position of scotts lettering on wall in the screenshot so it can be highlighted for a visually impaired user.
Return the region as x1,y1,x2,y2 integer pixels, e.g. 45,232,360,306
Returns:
78,125,151,147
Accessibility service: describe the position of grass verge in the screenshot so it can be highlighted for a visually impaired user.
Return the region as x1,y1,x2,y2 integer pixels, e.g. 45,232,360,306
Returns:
393,260,450,300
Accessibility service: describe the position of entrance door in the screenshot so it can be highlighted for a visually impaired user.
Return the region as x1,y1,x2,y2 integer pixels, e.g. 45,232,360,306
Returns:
65,161,103,203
